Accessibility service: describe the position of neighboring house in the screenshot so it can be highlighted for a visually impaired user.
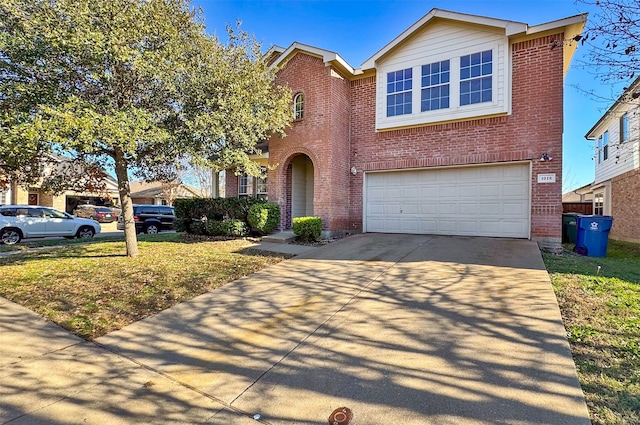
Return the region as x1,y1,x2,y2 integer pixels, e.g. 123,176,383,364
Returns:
585,76,640,243
0,160,119,213
129,181,202,206
224,9,586,250
562,183,594,215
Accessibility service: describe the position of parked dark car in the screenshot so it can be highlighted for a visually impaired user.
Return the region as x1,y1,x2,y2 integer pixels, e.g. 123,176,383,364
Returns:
117,205,175,234
73,205,119,223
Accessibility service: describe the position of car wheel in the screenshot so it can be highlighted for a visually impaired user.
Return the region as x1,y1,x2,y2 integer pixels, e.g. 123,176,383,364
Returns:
145,223,159,234
0,228,22,245
76,226,95,239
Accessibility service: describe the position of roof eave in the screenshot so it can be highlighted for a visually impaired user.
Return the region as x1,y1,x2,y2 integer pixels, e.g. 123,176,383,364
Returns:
585,75,640,139
270,42,356,76
360,10,587,72
361,8,527,70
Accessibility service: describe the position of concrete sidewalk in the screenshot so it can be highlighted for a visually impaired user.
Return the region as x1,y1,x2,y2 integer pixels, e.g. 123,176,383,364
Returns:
0,234,591,424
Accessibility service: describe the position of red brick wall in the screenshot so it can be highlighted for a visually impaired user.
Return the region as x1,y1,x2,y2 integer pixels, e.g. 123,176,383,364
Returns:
348,33,565,246
610,168,640,242
225,171,238,198
268,53,351,231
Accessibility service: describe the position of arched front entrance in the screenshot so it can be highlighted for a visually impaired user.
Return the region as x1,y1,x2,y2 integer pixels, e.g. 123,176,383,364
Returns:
285,154,314,228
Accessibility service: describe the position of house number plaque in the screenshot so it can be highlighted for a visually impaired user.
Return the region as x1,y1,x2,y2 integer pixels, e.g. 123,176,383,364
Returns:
537,173,556,183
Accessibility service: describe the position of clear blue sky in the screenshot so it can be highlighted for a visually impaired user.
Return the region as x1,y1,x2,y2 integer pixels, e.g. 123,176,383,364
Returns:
193,0,619,193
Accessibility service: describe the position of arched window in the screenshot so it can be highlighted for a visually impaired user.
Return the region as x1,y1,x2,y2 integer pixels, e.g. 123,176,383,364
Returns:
293,93,304,120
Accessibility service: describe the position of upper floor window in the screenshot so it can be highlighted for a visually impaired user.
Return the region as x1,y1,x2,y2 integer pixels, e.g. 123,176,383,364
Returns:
238,174,249,197
460,50,492,106
386,68,412,117
293,93,304,120
597,135,603,163
620,112,629,142
421,60,450,112
603,131,609,161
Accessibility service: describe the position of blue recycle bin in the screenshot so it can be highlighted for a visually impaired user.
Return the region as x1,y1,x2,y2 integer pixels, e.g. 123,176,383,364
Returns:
575,215,614,257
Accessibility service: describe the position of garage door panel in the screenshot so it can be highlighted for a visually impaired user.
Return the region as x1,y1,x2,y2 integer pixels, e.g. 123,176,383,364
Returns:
402,203,419,214
419,219,438,232
437,220,459,233
420,203,438,214
502,182,528,197
384,203,401,214
438,202,458,214
458,202,479,215
502,202,528,216
365,164,530,238
478,183,501,197
368,203,386,215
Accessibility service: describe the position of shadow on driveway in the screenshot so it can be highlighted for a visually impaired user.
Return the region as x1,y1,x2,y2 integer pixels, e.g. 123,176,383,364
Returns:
0,234,590,425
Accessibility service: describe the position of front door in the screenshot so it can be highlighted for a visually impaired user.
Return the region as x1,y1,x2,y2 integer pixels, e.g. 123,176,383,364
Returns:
290,155,314,224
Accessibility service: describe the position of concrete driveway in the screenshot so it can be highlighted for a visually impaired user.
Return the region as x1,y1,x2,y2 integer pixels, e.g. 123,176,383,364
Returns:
0,234,591,424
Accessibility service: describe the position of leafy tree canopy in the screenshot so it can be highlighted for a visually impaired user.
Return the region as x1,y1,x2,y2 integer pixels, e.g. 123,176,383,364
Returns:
0,0,292,256
579,0,640,90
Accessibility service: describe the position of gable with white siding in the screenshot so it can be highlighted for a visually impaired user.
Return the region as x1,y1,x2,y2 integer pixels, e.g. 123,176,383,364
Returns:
375,19,510,130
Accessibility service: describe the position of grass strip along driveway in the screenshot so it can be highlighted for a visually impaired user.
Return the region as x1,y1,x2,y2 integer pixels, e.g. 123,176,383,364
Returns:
0,234,289,340
543,240,640,425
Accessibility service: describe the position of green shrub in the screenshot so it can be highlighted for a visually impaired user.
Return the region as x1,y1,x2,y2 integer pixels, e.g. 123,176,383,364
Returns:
203,219,248,237
174,217,189,233
174,197,266,234
292,216,322,241
189,220,207,235
223,219,248,237
248,203,280,235
204,220,225,236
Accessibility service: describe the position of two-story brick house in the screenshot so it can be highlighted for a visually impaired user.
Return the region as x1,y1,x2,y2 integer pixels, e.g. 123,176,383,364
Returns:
585,76,640,243
225,9,586,250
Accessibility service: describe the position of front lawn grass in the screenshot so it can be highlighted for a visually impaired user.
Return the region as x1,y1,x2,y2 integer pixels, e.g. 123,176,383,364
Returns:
0,233,289,340
543,239,640,425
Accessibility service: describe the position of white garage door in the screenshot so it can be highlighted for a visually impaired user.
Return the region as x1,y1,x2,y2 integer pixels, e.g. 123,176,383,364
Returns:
365,163,530,238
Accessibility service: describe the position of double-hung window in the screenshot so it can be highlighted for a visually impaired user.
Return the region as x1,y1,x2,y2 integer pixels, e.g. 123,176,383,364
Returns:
386,68,412,117
603,131,609,161
238,174,249,197
594,193,604,215
460,50,492,106
620,113,629,142
421,60,450,111
255,168,268,200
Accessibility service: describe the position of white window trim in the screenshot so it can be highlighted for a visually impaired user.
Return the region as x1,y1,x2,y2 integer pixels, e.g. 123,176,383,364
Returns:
293,93,304,120
238,174,249,196
376,42,509,130
620,112,629,142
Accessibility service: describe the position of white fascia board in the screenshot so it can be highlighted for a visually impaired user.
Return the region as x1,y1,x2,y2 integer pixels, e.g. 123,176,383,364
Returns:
361,8,526,70
526,13,588,36
585,75,640,139
265,45,286,57
270,42,355,75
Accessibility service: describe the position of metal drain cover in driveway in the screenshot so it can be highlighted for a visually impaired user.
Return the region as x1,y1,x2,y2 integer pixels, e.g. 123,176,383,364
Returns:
328,407,353,424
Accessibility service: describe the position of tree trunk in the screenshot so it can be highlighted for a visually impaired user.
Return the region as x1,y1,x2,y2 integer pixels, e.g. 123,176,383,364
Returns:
114,147,139,258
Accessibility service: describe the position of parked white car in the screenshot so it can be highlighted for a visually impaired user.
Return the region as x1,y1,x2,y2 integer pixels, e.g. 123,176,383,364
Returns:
0,205,101,245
